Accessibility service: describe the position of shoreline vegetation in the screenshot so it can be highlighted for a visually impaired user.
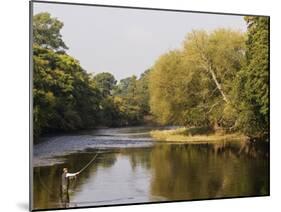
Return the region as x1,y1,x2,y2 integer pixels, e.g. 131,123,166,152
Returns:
32,13,269,143
150,127,249,144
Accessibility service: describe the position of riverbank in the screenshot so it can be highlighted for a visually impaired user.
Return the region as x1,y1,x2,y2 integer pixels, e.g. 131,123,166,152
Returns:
150,127,248,144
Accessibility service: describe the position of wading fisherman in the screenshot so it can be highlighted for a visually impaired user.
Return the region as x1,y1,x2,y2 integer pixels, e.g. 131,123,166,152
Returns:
60,154,98,207
60,168,80,207
61,168,80,192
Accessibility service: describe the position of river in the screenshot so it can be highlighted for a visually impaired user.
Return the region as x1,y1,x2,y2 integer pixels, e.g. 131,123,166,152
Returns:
32,126,269,210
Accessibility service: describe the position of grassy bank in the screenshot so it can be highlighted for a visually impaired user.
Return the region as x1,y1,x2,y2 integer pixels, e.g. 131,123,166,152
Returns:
150,127,248,144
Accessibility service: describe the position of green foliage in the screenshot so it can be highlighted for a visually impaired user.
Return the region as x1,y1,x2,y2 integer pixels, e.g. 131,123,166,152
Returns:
113,72,151,126
33,45,102,139
149,29,246,130
32,12,153,139
149,50,205,126
233,16,269,137
149,24,269,138
33,12,68,51
183,29,246,124
33,12,269,140
135,70,151,115
93,72,117,97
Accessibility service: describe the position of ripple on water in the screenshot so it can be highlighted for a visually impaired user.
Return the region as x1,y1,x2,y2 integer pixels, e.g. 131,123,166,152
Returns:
33,129,155,167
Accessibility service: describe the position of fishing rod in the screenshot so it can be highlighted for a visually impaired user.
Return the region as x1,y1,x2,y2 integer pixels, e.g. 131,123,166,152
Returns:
77,153,99,174
37,153,99,196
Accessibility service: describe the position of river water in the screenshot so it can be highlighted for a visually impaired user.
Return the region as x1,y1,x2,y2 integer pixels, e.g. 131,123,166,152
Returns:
32,126,269,210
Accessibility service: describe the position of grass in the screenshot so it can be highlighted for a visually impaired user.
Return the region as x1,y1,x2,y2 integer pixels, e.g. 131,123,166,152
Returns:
150,127,248,144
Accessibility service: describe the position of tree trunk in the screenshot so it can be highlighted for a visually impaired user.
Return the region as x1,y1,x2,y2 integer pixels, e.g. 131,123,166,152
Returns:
207,66,229,103
194,42,229,104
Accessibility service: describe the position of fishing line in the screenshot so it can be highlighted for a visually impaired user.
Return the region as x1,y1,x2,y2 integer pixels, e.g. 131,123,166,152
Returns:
37,152,99,198
77,153,99,174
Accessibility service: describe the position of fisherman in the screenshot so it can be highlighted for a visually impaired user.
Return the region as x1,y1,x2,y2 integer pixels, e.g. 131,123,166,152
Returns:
60,154,98,207
61,168,80,193
61,168,80,207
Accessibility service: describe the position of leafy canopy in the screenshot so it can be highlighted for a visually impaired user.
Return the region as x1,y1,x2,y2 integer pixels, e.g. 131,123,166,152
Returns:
33,12,68,51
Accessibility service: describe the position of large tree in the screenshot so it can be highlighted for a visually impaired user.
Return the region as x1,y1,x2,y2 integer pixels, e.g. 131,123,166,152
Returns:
183,29,245,104
149,50,207,126
149,29,246,129
233,16,269,137
33,12,68,51
183,29,246,129
33,46,102,138
32,13,103,139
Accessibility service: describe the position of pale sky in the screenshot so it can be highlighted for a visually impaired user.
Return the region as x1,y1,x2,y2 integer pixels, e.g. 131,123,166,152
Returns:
33,2,247,81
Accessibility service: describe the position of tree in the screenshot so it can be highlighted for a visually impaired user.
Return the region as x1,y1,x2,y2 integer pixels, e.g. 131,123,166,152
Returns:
135,69,151,115
33,12,68,51
183,29,245,104
33,12,155,140
112,73,151,125
114,76,134,97
93,72,117,97
33,45,102,139
182,29,246,129
233,16,269,137
149,29,246,129
149,50,206,126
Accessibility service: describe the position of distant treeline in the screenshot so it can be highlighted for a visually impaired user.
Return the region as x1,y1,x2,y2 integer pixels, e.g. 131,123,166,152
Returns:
33,13,269,140
33,13,150,140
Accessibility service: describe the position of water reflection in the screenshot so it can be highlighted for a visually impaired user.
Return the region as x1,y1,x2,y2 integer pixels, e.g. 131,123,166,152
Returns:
33,150,117,209
150,141,269,200
33,128,269,210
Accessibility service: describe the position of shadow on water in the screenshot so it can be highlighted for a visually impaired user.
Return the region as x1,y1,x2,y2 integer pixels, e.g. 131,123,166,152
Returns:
33,127,269,210
150,140,269,201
